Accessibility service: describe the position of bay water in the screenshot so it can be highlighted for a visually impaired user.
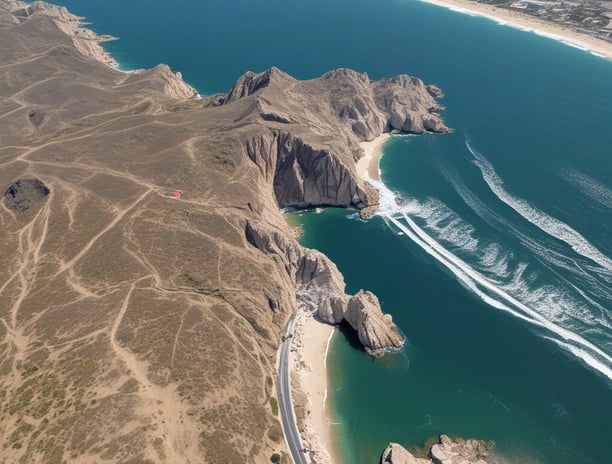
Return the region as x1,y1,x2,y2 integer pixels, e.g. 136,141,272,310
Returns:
41,1,611,462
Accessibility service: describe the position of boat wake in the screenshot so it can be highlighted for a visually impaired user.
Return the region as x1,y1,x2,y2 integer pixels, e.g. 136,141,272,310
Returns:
561,168,612,210
369,177,612,383
466,140,612,272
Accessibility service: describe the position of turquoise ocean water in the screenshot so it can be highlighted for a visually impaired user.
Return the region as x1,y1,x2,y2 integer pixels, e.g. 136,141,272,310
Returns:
43,1,611,462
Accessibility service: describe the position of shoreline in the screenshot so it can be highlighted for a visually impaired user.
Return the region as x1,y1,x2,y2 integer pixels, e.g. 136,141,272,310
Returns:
356,133,392,181
46,3,121,69
290,311,338,464
416,0,612,60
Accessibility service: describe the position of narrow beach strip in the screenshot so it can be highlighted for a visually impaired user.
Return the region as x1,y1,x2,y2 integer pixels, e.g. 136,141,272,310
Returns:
291,312,337,464
416,0,612,60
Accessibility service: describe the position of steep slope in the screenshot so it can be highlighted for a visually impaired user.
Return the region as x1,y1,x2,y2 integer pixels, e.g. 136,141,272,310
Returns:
0,1,447,462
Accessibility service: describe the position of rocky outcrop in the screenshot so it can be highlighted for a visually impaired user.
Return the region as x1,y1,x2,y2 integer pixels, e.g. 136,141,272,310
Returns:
381,436,496,464
319,69,388,140
220,67,296,104
228,68,447,215
223,67,449,141
4,177,50,212
373,75,449,134
244,131,377,210
427,84,444,99
245,221,404,355
345,290,404,354
430,435,495,464
122,64,198,99
381,443,430,464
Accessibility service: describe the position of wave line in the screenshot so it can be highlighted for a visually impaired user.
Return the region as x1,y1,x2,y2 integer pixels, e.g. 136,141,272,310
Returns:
466,140,612,271
370,179,612,381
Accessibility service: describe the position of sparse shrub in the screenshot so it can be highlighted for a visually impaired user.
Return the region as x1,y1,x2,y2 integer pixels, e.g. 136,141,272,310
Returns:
270,453,281,463
269,397,278,416
267,425,282,443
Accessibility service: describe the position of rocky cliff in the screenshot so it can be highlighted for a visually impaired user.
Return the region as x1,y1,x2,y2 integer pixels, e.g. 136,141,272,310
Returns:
381,436,496,464
223,66,448,213
245,222,404,355
0,1,445,462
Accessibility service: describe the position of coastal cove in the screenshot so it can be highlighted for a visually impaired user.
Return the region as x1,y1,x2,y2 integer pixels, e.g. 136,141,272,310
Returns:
17,1,612,464
295,133,612,464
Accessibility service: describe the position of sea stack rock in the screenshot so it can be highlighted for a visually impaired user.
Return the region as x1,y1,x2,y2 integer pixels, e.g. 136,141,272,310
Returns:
318,290,404,355
320,291,405,356
345,290,405,355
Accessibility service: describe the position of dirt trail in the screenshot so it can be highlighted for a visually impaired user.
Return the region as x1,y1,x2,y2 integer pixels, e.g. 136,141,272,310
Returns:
57,189,151,274
110,279,202,463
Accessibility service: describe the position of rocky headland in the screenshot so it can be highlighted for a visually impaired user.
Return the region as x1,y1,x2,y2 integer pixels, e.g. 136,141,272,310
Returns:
0,1,448,462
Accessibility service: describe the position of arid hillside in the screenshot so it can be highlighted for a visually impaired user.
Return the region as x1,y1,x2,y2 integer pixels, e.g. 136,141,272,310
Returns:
0,1,446,462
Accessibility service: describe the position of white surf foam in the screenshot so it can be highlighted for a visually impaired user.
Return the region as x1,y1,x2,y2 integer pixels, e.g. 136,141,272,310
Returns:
466,140,612,271
561,168,612,209
401,197,480,253
323,328,334,404
448,6,477,16
545,337,612,380
368,179,612,382
438,161,577,273
439,160,612,328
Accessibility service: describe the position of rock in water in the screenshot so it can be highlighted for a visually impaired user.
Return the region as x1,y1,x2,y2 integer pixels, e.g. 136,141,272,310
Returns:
4,178,50,212
430,434,495,464
381,442,431,464
380,436,495,464
344,290,405,355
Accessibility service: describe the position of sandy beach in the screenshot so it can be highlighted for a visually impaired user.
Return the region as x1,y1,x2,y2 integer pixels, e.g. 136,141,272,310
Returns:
418,0,612,60
357,133,392,181
290,311,337,464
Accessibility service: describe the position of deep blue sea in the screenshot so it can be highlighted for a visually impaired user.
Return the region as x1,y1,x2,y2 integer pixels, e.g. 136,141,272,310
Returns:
44,1,611,462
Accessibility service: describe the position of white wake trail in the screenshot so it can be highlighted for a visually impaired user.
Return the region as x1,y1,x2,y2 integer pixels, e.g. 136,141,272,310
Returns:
561,168,612,210
370,179,612,382
442,163,612,308
466,140,612,271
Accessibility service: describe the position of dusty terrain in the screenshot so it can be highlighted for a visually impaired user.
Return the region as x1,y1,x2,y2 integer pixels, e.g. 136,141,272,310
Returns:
0,1,446,463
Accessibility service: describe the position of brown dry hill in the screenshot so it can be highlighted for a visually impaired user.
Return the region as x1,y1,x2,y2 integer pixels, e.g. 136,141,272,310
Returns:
0,1,447,463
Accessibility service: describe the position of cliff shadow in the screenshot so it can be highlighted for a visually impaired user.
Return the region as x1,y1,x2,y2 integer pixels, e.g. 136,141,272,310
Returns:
335,320,366,354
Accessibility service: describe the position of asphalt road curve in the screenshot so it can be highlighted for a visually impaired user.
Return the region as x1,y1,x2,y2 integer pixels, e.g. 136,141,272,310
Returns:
277,317,309,464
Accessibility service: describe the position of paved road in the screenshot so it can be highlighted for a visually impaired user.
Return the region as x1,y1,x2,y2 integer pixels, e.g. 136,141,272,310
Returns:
277,317,309,464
